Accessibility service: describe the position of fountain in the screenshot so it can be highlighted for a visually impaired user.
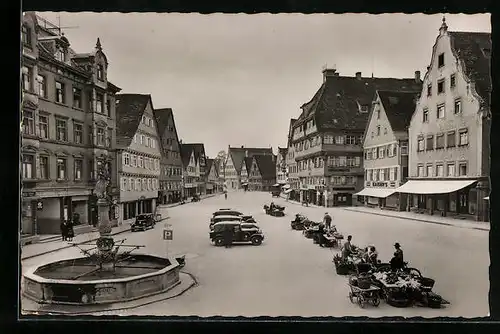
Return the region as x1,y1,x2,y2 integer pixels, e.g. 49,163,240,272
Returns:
22,163,183,306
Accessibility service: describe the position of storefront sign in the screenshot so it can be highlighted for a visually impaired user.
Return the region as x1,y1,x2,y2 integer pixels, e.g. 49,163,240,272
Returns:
372,182,388,187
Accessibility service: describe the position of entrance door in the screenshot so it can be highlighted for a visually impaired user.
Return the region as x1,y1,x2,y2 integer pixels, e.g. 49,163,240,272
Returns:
458,191,469,214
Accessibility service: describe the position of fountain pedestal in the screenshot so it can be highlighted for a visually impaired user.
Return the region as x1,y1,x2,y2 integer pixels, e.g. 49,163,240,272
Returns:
96,198,116,271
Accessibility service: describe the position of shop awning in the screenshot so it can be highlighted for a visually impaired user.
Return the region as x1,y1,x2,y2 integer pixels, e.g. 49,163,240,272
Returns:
284,189,293,194
282,184,291,189
395,179,477,195
354,188,397,198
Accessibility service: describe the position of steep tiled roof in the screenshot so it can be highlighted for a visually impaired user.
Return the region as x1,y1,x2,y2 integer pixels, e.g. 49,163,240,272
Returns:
153,108,173,139
180,143,205,168
115,94,152,148
377,90,420,132
243,157,253,174
254,155,276,180
278,147,287,159
213,159,220,177
296,75,422,132
449,31,491,107
205,158,214,177
228,147,273,173
287,118,297,146
191,143,206,162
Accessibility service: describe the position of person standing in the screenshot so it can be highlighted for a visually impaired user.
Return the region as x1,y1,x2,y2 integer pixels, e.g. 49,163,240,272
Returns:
391,242,404,270
323,212,332,230
66,219,74,242
224,191,228,200
342,235,353,260
223,225,233,248
60,220,68,241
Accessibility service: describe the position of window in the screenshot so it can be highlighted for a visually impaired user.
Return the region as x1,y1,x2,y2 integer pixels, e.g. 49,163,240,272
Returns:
447,163,455,177
436,134,445,149
148,179,152,191
106,128,112,147
323,135,334,144
377,126,381,136
22,155,34,179
376,109,380,119
134,134,138,143
74,159,83,180
55,47,65,62
37,75,47,97
106,99,111,117
379,169,384,181
345,135,356,145
140,135,144,145
97,65,104,80
417,165,424,177
459,162,467,176
426,136,434,151
88,126,94,145
356,135,363,145
427,84,432,97
139,156,144,168
384,127,388,135
355,156,361,166
423,108,429,122
124,153,130,166
372,148,377,159
97,128,105,146
23,110,35,135
436,164,444,177
426,165,433,177
22,66,32,91
400,142,408,155
437,79,445,94
39,156,49,179
121,177,127,191
447,131,456,148
131,154,137,167
145,157,150,170
129,178,134,191
56,119,67,141
57,158,67,179
74,123,83,144
437,104,445,119
459,129,468,146
136,179,141,191
22,25,32,47
450,74,456,88
335,136,344,145
417,138,425,152
142,116,146,124
72,88,82,108
96,93,104,113
55,81,65,103
378,147,385,159
438,53,445,67
454,99,462,114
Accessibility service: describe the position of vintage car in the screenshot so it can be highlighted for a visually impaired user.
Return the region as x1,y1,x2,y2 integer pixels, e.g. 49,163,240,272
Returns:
241,215,257,224
210,209,243,222
209,221,264,246
264,204,285,217
209,215,243,230
131,213,156,232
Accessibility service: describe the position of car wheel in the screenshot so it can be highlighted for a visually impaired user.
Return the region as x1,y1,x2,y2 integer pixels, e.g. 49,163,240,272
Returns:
214,237,224,246
251,236,262,245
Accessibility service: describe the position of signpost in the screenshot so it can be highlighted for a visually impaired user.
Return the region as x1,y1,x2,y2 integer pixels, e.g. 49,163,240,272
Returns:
163,227,173,258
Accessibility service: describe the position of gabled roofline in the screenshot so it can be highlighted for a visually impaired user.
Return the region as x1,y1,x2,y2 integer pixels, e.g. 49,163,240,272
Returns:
361,91,380,148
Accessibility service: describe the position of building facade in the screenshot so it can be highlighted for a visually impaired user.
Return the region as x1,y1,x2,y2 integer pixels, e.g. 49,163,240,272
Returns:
276,147,288,185
21,13,121,240
115,94,161,225
356,90,420,210
248,155,277,191
291,68,422,207
285,119,299,201
154,108,183,204
180,143,207,197
224,146,274,190
205,158,218,194
398,20,491,222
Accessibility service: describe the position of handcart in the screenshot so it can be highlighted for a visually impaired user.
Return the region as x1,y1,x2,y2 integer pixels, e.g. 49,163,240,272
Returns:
348,283,381,308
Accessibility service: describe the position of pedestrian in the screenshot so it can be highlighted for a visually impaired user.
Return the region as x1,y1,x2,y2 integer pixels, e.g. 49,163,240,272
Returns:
223,225,233,248
323,212,332,231
60,220,68,241
342,235,353,260
224,192,228,200
390,242,404,270
368,246,378,264
67,220,74,242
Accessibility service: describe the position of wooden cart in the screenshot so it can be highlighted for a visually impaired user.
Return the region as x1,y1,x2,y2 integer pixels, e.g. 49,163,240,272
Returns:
348,283,381,308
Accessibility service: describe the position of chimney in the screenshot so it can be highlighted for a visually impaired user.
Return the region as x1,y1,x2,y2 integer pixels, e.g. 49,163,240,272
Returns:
322,68,337,82
415,70,421,82
355,72,362,80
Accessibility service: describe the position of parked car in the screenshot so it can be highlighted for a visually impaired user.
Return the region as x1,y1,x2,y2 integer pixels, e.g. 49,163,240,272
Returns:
131,213,155,232
210,215,243,230
210,209,243,222
209,221,264,246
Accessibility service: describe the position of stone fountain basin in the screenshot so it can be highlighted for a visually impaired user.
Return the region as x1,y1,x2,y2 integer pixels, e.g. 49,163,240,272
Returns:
23,254,181,305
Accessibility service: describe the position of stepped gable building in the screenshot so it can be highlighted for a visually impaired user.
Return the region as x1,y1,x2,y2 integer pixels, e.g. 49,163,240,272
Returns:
398,19,491,222
276,147,288,185
153,108,183,204
291,67,422,207
248,154,277,191
180,143,207,197
21,13,121,241
356,90,421,211
115,94,161,225
204,158,219,194
285,119,299,200
224,146,274,190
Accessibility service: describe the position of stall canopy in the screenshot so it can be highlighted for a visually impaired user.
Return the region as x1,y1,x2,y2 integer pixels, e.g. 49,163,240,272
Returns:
395,180,477,194
282,184,291,189
354,188,397,198
284,189,293,194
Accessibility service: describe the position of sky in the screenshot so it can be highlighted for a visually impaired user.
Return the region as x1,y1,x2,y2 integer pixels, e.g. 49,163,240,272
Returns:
36,12,490,158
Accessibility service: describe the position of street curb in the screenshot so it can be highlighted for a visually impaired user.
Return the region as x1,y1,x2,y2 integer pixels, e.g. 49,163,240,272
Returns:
342,208,490,232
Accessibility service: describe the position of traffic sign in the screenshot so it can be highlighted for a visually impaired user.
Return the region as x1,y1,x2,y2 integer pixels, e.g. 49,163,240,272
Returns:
163,229,173,240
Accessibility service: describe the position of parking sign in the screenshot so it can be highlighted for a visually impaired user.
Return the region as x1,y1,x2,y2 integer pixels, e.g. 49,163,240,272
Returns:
163,229,173,240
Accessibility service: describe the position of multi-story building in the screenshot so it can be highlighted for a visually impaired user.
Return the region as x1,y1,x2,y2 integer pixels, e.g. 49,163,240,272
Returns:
180,143,207,197
285,119,299,201
291,68,422,207
115,94,161,225
213,159,224,192
248,155,277,191
276,147,288,186
205,158,218,194
356,90,420,210
21,13,121,241
153,108,183,204
224,146,274,190
397,19,491,222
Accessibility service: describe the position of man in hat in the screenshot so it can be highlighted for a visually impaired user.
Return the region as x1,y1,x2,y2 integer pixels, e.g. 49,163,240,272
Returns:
323,212,332,231
391,242,404,270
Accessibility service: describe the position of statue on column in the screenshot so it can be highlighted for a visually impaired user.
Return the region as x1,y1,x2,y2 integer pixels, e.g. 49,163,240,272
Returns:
95,160,114,257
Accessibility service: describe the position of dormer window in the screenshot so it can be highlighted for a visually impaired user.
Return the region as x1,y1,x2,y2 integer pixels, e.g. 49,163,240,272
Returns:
97,64,104,80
